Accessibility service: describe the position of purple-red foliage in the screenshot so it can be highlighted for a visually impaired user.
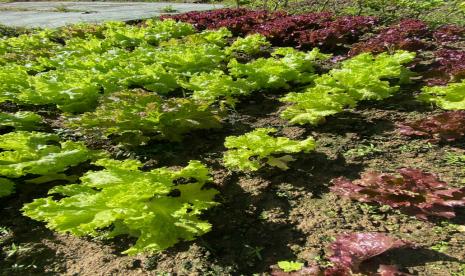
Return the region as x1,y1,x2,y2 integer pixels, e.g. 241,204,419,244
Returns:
349,19,431,55
164,9,375,49
433,25,465,44
215,10,286,36
161,8,268,30
434,49,465,80
296,16,377,49
331,168,465,220
271,233,411,276
397,111,465,142
326,233,410,275
255,12,333,45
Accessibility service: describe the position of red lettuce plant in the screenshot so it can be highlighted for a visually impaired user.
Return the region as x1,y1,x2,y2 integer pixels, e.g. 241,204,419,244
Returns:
215,10,286,36
325,233,410,275
271,233,411,276
296,16,377,50
349,19,431,55
331,168,465,220
256,12,334,45
164,9,375,50
397,111,465,142
434,49,465,81
162,8,284,35
433,25,465,44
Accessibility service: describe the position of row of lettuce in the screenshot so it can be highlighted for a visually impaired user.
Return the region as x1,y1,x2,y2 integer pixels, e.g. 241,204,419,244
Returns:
2,20,463,127
1,17,465,261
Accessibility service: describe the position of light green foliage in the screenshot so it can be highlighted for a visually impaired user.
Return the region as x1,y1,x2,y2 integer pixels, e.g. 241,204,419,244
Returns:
344,144,382,158
184,27,232,47
444,152,465,166
0,178,15,197
225,34,271,56
0,111,42,131
0,31,61,65
19,69,101,113
0,65,30,103
223,128,315,171
68,90,222,145
419,80,465,110
229,47,330,90
0,131,97,179
22,159,218,255
430,241,449,253
146,43,226,76
183,70,255,106
102,19,195,48
277,261,304,272
103,62,179,94
281,51,415,125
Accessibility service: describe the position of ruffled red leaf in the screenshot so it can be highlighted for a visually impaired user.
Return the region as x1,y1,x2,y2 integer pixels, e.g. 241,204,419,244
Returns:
331,168,465,220
325,233,410,275
397,111,465,142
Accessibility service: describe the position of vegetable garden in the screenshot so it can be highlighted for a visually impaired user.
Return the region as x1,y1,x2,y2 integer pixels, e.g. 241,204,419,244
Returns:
1,7,465,275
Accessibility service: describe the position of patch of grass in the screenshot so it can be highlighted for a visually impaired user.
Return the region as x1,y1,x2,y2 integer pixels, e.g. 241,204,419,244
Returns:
344,144,382,158
444,152,465,166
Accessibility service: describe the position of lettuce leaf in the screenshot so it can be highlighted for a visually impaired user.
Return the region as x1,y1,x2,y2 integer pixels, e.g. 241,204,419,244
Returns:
223,128,315,171
22,159,218,255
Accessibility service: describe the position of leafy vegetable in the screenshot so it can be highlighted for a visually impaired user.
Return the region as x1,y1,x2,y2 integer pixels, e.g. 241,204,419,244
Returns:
225,34,271,56
325,233,410,275
331,168,465,220
277,261,304,273
183,70,255,106
102,19,195,48
397,111,465,142
419,80,465,110
144,43,226,77
22,159,218,255
0,111,42,131
0,131,97,180
228,48,329,90
296,16,377,50
0,65,31,103
350,19,431,55
68,90,222,145
19,69,101,113
223,128,315,171
0,178,15,198
271,233,410,275
281,51,415,125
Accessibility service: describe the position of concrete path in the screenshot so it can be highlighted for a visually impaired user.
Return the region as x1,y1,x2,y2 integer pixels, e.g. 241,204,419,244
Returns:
0,2,221,28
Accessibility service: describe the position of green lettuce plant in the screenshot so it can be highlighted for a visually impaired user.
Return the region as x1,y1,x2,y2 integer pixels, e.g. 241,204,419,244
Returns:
419,79,465,110
22,159,218,255
228,47,330,90
223,128,316,171
183,70,255,106
68,90,222,145
102,19,195,48
19,69,101,113
0,111,43,131
277,261,305,272
225,34,271,56
0,65,31,103
0,131,99,190
281,50,415,125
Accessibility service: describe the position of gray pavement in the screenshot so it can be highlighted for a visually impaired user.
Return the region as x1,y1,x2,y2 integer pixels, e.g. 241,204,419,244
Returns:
0,2,221,28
